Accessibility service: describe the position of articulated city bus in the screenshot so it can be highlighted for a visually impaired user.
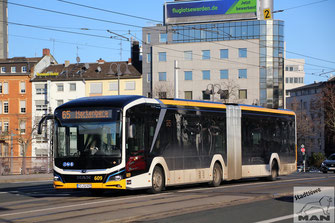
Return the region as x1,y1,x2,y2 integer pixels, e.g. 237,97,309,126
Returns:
38,95,296,194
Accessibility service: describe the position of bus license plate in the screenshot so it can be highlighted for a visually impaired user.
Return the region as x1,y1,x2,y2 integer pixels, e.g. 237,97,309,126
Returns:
77,184,92,189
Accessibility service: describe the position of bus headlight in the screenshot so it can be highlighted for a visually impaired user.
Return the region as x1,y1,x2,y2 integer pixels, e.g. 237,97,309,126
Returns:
54,174,63,183
107,175,123,182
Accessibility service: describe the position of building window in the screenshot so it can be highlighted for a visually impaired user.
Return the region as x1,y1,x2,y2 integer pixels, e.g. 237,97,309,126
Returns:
159,72,167,81
57,84,64,92
20,120,26,135
4,101,8,113
147,53,151,63
202,50,210,60
0,83,2,94
286,77,289,83
184,71,192,80
90,82,102,94
239,48,247,58
125,81,136,90
1,67,5,73
36,84,47,94
238,69,247,79
69,83,76,91
0,101,2,114
4,121,9,133
36,100,48,111
20,100,26,113
299,77,304,83
159,33,167,43
202,70,210,80
57,100,64,107
289,77,293,83
220,90,229,100
158,52,167,62
158,92,167,99
184,51,192,61
147,73,151,83
184,91,192,100
220,49,228,59
109,82,118,91
3,82,8,94
20,81,26,93
239,89,247,99
147,33,151,44
290,66,293,71
202,91,210,100
11,67,16,73
220,70,228,79
22,66,27,73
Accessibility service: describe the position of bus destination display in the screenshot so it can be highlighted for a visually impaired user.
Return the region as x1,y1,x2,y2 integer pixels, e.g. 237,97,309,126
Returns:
61,110,113,120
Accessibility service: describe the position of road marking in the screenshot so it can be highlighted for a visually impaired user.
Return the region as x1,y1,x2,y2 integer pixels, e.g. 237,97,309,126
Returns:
255,207,335,223
177,176,335,193
0,175,334,218
0,193,168,217
12,180,52,184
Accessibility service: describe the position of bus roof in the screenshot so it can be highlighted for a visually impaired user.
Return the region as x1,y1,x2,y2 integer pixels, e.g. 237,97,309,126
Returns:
160,98,295,116
56,95,145,110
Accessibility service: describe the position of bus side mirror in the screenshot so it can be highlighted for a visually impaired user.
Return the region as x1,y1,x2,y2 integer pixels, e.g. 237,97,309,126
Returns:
38,115,54,134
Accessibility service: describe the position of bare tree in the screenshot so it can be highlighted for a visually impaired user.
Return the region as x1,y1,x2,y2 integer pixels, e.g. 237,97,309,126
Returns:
153,82,174,99
220,80,240,103
322,82,335,134
289,98,317,150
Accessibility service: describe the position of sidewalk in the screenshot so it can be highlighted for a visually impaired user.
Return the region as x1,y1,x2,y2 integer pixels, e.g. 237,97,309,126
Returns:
0,173,53,183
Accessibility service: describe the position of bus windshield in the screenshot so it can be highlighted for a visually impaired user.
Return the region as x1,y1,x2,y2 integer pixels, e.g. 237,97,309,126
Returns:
54,118,122,169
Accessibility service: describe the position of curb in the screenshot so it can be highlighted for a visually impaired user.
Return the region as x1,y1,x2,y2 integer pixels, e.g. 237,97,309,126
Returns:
0,175,53,184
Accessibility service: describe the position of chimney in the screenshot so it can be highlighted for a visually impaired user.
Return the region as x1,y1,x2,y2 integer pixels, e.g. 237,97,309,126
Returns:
131,41,142,73
97,58,105,64
64,60,70,67
43,48,50,56
128,58,132,65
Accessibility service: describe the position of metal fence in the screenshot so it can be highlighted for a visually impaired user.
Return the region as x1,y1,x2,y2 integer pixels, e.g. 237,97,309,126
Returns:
0,157,53,175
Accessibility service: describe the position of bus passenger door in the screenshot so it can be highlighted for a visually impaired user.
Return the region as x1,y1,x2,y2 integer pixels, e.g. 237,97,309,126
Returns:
226,105,242,180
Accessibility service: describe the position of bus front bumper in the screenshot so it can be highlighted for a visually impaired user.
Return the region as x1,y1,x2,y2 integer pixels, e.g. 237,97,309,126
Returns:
54,180,126,190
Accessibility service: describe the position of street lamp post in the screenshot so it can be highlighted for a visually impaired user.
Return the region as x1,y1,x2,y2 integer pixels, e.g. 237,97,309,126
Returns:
205,84,224,102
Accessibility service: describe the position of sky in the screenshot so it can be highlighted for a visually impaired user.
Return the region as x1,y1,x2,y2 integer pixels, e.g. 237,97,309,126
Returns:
7,0,335,84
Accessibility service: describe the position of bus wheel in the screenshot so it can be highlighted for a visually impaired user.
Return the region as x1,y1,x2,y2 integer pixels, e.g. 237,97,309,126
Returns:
268,161,278,181
148,166,165,193
210,163,222,187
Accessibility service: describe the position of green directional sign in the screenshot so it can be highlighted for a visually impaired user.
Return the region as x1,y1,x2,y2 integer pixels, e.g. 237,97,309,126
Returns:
226,0,257,15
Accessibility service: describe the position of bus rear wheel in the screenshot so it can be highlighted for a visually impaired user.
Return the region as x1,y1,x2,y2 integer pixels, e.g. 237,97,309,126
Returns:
210,163,222,187
268,161,278,181
148,166,165,193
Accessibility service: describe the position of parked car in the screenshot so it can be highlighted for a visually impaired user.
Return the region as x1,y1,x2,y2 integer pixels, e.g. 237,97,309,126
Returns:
320,153,335,173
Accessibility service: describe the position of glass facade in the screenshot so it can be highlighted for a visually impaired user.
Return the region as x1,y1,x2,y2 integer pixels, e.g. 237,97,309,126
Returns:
145,19,284,108
172,20,265,43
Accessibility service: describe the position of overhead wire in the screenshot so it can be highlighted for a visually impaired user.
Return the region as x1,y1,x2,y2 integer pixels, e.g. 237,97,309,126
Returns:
57,0,162,23
7,1,334,73
9,34,127,51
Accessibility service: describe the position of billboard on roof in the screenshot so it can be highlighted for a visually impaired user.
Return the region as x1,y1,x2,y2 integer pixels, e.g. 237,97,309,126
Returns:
166,0,256,18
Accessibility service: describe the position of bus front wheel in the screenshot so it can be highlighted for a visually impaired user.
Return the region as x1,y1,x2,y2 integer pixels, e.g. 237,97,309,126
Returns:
210,163,222,187
148,166,165,193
